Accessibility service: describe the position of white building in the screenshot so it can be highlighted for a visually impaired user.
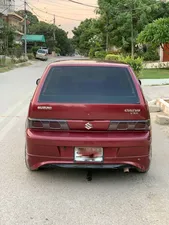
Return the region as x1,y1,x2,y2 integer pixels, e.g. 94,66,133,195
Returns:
0,0,15,15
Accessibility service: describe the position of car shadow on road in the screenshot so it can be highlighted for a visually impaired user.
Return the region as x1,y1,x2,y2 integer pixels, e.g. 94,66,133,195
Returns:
27,167,151,185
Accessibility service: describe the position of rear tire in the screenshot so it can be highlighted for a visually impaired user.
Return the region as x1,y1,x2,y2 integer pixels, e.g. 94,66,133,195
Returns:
25,145,38,171
137,146,152,173
137,167,150,173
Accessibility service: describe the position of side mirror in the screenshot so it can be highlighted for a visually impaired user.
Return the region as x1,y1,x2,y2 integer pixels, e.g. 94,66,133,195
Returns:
36,78,40,85
138,79,141,85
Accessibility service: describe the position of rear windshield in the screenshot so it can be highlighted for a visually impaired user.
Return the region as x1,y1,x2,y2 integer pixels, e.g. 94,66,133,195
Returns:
37,50,45,54
38,66,139,104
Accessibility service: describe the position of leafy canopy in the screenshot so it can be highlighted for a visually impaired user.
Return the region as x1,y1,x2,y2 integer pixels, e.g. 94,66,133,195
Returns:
29,21,74,55
72,18,103,56
16,10,39,25
137,18,169,48
97,0,157,52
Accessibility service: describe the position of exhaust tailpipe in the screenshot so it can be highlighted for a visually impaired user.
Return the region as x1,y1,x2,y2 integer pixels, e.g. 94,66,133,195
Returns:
124,167,130,173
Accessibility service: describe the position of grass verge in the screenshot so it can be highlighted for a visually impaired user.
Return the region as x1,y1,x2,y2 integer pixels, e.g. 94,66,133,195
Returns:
0,62,32,73
141,68,169,79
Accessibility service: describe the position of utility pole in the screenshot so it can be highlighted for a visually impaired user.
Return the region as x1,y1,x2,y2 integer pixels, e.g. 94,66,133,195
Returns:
106,11,109,52
106,32,109,52
24,0,27,58
53,14,56,41
131,12,134,57
131,0,134,57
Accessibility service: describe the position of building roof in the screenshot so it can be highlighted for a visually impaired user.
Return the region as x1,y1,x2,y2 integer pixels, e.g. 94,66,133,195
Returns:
22,35,46,43
8,12,23,21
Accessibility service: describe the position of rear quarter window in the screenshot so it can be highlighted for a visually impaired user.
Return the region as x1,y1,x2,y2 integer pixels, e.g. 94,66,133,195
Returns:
38,66,139,104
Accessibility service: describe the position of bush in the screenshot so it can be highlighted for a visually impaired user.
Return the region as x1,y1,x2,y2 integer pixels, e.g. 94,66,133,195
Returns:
105,54,121,61
11,57,18,64
31,46,41,57
89,48,96,59
105,54,143,77
0,55,6,66
8,46,23,58
142,51,159,61
94,51,107,59
19,56,28,63
136,45,159,62
89,46,103,59
27,53,34,60
107,49,122,55
54,47,61,54
121,56,143,77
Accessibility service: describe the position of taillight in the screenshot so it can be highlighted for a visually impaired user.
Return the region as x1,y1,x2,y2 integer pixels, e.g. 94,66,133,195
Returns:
108,120,150,131
32,121,43,128
49,121,61,129
27,118,69,130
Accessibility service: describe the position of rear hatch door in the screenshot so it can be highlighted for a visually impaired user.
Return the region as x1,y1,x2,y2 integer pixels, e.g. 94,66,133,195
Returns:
30,65,149,131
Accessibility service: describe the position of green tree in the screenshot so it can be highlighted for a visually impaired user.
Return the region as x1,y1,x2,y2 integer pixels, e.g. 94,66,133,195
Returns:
16,10,39,25
66,38,75,56
72,18,103,56
151,1,169,20
55,28,74,55
137,18,169,51
0,21,15,54
29,21,74,55
97,0,157,55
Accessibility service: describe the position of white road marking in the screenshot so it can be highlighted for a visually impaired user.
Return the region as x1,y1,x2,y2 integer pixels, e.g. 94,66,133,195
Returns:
0,92,33,124
0,103,29,142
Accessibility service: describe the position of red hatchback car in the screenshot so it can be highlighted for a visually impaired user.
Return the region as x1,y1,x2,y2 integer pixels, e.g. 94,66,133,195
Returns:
25,60,152,173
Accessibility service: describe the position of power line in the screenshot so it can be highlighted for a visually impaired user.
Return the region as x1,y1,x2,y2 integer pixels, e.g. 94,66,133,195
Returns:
34,0,95,15
15,5,24,11
0,7,10,14
37,0,95,11
24,0,27,57
1,3,24,13
67,0,98,8
27,4,49,22
27,2,82,21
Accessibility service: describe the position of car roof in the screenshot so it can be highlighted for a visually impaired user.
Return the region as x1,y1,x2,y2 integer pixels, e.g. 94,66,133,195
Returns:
49,59,129,68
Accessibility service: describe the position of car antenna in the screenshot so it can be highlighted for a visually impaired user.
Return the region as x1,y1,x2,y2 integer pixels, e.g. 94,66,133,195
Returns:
86,169,92,181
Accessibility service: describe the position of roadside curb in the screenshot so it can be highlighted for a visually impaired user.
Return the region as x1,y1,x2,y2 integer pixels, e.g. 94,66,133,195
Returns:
156,98,169,115
0,60,35,74
14,61,33,68
148,98,169,125
148,100,161,113
156,114,169,125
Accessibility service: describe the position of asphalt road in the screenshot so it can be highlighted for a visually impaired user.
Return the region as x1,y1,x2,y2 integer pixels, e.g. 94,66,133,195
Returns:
0,58,169,225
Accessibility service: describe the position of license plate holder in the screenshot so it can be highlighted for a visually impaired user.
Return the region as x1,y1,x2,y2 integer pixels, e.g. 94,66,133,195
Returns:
74,147,103,162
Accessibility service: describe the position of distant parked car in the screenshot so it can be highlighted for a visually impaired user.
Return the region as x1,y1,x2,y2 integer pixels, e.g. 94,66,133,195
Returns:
40,47,49,54
36,49,48,61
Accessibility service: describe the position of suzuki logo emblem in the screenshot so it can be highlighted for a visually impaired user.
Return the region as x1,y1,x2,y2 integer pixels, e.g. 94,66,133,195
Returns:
85,122,93,130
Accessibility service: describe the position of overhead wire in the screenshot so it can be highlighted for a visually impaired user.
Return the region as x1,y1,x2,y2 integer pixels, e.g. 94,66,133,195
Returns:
15,4,24,10
27,2,82,21
33,0,96,10
67,0,98,8
1,4,24,13
27,4,50,23
34,0,95,15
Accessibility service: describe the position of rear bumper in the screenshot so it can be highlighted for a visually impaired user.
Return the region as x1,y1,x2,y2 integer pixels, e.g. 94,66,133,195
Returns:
26,129,152,171
40,164,130,169
36,55,48,60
